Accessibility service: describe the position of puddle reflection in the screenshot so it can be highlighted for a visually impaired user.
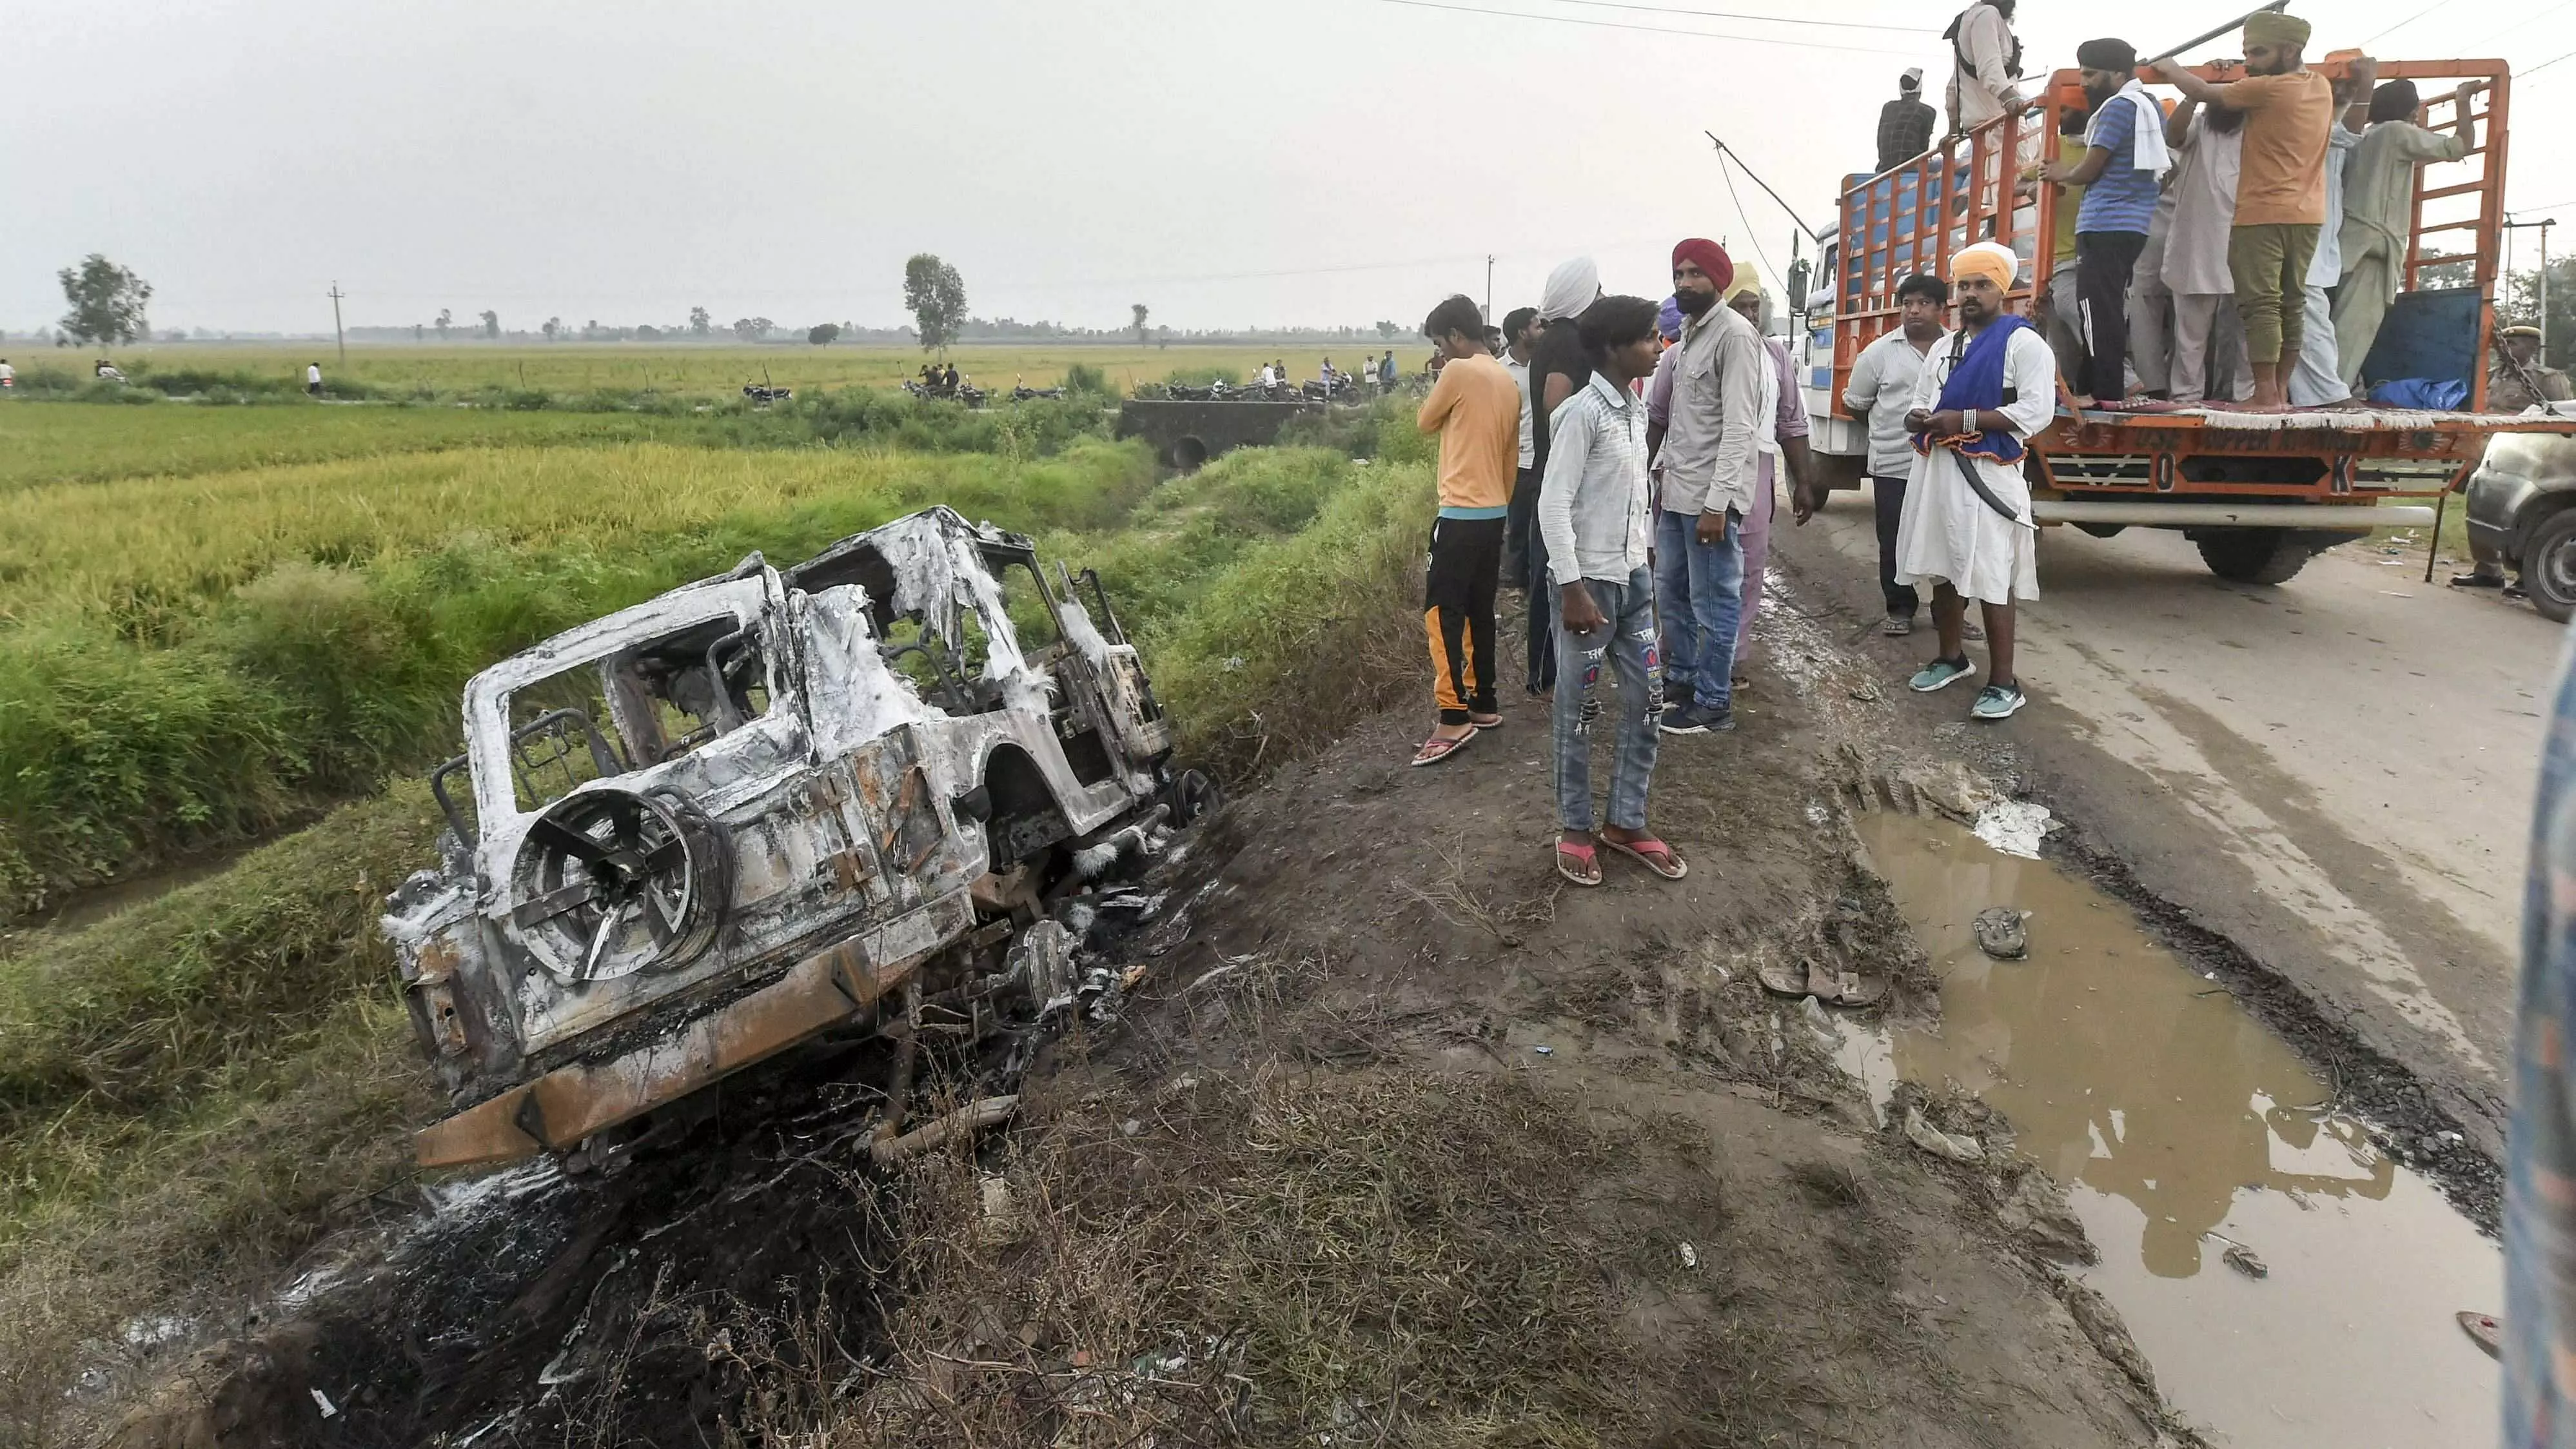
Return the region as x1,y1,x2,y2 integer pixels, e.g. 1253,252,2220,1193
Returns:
1855,813,2498,1447
1864,826,2392,1276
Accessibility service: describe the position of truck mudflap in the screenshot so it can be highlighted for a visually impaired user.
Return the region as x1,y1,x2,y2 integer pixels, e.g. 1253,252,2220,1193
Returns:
414,892,973,1170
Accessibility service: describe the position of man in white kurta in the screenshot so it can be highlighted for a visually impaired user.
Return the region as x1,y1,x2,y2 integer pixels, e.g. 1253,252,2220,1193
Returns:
1896,241,2053,720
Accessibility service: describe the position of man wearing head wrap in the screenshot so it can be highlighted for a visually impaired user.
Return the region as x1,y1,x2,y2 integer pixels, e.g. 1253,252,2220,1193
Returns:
1653,237,1767,736
1893,241,2050,722
1717,274,1815,670
2041,38,2168,404
2155,14,2333,408
1879,68,1938,173
1511,257,1606,693
2333,74,2483,392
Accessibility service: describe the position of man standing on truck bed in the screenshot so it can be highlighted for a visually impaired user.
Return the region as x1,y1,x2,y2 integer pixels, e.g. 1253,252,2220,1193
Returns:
1879,68,1937,173
2332,76,2481,391
1897,242,2050,722
1411,295,1520,767
1945,0,2024,140
2042,37,2168,406
2153,12,2332,411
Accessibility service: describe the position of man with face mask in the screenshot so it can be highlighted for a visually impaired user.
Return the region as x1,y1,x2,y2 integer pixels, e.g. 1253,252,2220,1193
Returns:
2041,37,2168,405
2155,13,2333,409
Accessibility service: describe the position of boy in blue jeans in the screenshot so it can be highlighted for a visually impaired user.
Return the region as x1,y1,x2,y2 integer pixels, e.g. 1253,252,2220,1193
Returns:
1535,295,1690,887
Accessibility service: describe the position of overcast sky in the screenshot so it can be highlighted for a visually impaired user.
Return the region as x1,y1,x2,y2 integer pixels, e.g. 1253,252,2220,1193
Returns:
5,0,2571,336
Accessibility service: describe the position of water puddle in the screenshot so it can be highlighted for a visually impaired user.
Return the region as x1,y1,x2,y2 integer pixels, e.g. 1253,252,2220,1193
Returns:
1851,813,2499,1448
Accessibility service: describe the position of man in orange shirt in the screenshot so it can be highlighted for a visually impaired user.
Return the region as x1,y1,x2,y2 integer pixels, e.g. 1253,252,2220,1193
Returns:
2155,12,2331,409
1411,294,1522,767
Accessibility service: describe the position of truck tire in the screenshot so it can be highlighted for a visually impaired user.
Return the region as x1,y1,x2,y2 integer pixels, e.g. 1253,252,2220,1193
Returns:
2196,528,2312,585
2524,508,2576,624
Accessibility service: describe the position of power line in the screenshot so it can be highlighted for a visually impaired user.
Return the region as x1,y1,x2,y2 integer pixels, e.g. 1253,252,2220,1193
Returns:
2463,0,2576,51
2361,0,2457,45
1372,0,1925,54
2527,46,2576,77
1535,0,1931,34
1716,153,1784,297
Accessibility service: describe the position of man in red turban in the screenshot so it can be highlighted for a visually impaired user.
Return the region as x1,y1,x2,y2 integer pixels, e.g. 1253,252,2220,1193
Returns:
1653,237,1766,737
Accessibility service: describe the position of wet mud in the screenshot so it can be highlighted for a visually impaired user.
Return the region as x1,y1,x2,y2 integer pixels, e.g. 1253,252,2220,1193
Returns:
1849,813,2501,1448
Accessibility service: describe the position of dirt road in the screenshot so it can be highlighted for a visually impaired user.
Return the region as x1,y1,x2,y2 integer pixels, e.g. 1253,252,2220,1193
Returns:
1779,487,2561,1154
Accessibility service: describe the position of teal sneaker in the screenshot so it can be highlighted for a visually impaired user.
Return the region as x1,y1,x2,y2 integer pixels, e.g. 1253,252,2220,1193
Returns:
1971,683,2028,720
1909,655,1975,693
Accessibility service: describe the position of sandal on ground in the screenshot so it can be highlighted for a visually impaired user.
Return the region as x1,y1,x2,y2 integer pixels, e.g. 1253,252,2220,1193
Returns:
1601,833,1688,880
1410,728,1477,767
1757,957,1885,1007
2459,1311,2501,1359
1556,838,1603,887
1469,712,1504,730
1881,615,1915,637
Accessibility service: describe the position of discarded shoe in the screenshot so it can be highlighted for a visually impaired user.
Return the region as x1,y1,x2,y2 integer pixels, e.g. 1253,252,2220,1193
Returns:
1973,907,2028,960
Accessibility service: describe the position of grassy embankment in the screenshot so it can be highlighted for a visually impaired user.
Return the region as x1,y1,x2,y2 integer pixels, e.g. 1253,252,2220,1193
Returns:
0,403,1439,1442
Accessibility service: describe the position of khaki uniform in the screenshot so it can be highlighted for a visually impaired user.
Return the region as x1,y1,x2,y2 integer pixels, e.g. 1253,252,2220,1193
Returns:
2491,357,2575,414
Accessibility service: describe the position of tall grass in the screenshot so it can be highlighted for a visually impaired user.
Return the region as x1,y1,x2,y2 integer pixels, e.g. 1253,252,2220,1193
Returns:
0,437,1443,1443
0,440,1163,915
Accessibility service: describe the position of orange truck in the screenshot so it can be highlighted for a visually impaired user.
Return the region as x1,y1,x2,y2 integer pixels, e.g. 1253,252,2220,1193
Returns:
1798,54,2576,584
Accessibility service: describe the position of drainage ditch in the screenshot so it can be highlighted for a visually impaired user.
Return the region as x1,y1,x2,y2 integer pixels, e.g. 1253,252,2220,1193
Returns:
1840,811,2500,1447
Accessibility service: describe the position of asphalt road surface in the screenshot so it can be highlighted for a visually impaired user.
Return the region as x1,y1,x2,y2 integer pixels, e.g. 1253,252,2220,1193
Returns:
1778,486,2564,1149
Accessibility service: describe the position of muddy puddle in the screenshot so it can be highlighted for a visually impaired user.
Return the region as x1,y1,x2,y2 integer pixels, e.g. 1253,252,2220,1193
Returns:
1844,813,2500,1448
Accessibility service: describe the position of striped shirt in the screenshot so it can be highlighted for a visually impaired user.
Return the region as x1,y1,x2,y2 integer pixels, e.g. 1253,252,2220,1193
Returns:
2508,629,2576,1448
1537,372,1651,587
2079,96,2159,235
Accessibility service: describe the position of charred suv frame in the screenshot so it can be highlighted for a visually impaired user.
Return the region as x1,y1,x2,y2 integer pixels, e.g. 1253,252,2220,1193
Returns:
382,508,1197,1169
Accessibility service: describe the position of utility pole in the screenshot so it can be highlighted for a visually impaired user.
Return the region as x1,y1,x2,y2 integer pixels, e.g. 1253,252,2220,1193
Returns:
328,282,347,367
1485,255,1496,328
2505,217,2558,350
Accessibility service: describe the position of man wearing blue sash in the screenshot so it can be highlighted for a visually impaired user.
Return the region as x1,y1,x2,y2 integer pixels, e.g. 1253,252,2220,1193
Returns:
1894,241,2053,721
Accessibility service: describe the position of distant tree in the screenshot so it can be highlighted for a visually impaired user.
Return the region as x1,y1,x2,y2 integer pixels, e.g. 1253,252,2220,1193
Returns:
542,317,562,341
413,324,424,342
2506,259,2576,371
730,317,772,342
1374,319,1400,340
808,322,842,346
636,323,660,340
1156,324,1170,350
56,253,153,345
1132,303,1150,344
689,306,712,337
435,308,453,340
479,310,500,339
903,253,969,354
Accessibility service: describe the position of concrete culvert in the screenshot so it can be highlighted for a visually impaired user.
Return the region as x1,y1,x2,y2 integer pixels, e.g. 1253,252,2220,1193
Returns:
1170,435,1209,471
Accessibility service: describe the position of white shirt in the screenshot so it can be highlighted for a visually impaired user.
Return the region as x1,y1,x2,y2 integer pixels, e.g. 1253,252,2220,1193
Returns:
1844,328,1938,479
1893,324,2054,606
307,364,322,384
0,363,14,384
2308,123,2362,287
1948,2,2019,130
1502,353,1535,469
1538,373,1653,587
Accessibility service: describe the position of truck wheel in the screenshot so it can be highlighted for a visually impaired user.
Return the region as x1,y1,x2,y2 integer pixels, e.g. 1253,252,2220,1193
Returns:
2196,528,2312,585
2524,509,2576,624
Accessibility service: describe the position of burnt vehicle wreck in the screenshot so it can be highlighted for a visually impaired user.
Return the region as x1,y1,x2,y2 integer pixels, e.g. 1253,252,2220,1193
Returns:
382,506,1207,1169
